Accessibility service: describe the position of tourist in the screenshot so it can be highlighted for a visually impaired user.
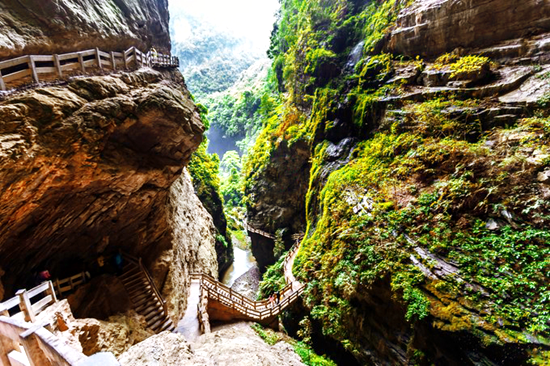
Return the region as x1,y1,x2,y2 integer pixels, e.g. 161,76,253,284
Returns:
276,291,280,305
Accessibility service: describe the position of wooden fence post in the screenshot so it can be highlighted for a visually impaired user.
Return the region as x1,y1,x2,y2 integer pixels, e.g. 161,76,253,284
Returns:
110,51,116,70
46,281,57,303
53,54,62,77
16,289,35,323
123,51,128,69
28,56,39,84
96,48,102,70
77,52,85,73
0,73,5,91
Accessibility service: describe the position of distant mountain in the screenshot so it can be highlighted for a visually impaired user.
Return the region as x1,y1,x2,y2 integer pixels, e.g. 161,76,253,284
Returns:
170,13,264,100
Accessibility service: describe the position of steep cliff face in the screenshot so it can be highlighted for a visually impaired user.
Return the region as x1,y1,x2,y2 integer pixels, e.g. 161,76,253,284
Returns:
388,0,550,58
0,0,170,59
0,68,210,301
247,0,550,364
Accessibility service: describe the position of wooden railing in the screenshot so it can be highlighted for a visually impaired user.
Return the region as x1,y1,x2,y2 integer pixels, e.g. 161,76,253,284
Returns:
243,221,276,240
0,46,179,91
123,253,169,317
53,272,90,298
0,281,57,323
0,316,89,366
191,273,305,321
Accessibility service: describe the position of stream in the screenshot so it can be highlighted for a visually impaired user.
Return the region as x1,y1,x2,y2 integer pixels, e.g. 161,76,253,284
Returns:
222,246,257,287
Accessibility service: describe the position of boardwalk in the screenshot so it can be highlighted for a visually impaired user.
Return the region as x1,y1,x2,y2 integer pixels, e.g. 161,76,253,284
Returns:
182,234,305,335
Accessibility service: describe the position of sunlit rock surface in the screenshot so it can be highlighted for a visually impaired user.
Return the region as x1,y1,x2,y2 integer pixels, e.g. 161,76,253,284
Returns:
0,68,204,301
118,322,305,366
0,0,170,59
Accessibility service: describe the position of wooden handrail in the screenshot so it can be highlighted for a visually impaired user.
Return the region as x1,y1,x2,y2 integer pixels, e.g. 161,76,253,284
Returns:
0,281,57,323
122,253,169,317
0,46,179,91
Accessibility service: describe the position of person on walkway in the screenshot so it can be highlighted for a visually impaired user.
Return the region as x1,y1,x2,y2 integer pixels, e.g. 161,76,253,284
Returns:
114,250,124,276
268,294,274,308
275,291,280,305
151,47,158,63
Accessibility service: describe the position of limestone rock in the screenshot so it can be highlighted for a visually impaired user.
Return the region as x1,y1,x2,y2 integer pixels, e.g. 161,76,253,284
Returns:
231,265,260,300
0,0,170,59
389,0,550,58
36,299,153,357
156,169,219,322
118,323,306,366
538,170,550,183
0,68,203,297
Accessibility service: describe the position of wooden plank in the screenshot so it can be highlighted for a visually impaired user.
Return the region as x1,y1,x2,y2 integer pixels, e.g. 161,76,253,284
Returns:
31,295,53,314
3,69,31,83
58,52,79,61
70,274,83,281
96,48,102,70
28,56,39,83
17,289,35,322
27,283,49,298
99,50,110,58
113,51,123,58
77,53,85,73
1,296,20,311
54,54,62,77
83,60,95,67
0,55,30,70
0,74,5,91
81,49,96,57
59,285,71,293
61,62,79,72
31,55,54,62
100,59,110,67
36,67,56,74
110,51,116,70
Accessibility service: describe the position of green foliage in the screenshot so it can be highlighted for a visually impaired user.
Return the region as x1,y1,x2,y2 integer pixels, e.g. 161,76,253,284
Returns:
293,341,337,366
220,151,244,208
433,54,491,78
258,254,287,299
251,323,281,345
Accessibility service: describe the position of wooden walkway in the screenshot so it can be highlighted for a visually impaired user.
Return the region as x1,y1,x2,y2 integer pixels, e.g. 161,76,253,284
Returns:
189,234,305,331
0,46,179,91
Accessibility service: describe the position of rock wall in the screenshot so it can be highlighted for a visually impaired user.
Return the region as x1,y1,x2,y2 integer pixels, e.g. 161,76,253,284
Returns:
388,0,550,58
246,140,310,271
0,68,204,298
0,0,170,59
152,169,219,321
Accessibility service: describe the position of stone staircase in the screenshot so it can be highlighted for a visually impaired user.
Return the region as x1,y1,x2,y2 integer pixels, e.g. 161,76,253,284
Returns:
119,258,174,333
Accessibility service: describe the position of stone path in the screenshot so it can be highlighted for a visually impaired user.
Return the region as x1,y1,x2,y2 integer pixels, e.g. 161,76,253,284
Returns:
176,279,201,342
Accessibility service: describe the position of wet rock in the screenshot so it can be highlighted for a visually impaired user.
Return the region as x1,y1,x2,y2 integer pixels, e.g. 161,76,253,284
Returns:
231,265,260,300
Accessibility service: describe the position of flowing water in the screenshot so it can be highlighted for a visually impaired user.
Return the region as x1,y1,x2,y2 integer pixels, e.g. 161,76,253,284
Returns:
222,246,257,287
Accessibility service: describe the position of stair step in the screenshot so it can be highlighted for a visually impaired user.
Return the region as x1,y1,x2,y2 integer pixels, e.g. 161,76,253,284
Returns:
137,302,161,314
159,319,173,332
123,276,146,287
144,306,162,319
147,313,164,327
126,282,151,292
133,296,151,307
149,316,166,331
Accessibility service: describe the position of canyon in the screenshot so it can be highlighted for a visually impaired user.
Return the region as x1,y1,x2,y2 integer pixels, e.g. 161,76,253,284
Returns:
0,0,549,365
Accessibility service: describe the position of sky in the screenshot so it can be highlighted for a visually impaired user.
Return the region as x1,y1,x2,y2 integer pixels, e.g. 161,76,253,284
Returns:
169,0,280,51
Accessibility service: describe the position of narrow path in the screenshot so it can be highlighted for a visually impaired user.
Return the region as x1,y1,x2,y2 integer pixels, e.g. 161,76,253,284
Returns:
176,279,201,342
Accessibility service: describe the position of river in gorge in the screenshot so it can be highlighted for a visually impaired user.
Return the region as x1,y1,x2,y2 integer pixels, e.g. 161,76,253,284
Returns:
221,243,260,299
